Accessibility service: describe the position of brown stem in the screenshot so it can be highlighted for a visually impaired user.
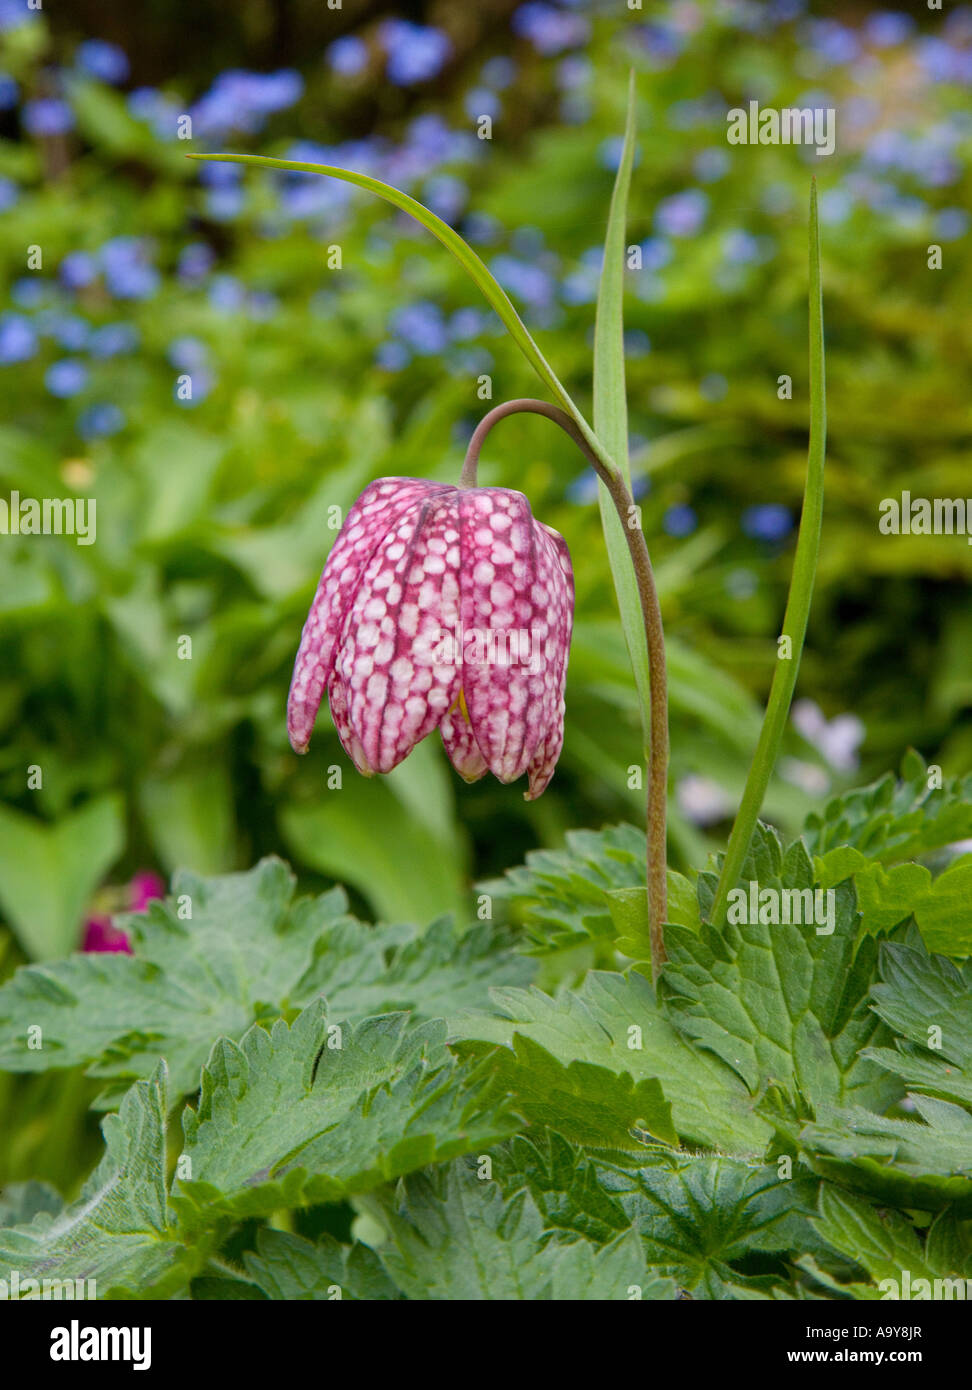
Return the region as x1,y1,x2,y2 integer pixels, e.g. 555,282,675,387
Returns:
460,398,669,980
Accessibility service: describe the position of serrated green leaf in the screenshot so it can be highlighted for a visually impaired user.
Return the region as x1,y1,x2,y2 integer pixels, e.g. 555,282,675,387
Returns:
480,1032,678,1150
663,826,898,1118
806,763,972,870
454,970,770,1153
0,858,339,1100
0,857,530,1106
172,1003,518,1226
242,1228,398,1301
812,1178,967,1295
599,1153,819,1298
376,1159,672,1300
863,940,972,1109
0,1063,193,1298
800,1094,972,1213
854,859,972,956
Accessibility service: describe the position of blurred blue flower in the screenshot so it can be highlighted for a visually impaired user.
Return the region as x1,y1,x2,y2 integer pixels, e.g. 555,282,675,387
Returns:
655,189,708,237
100,237,160,300
636,237,672,271
664,504,697,537
449,307,490,341
0,72,17,108
0,314,38,364
247,291,278,321
818,187,853,225
389,301,449,355
723,229,765,265
40,313,90,351
45,359,88,397
192,69,303,139
556,55,591,91
491,254,556,309
512,3,589,55
804,19,860,65
634,22,684,67
481,57,515,89
78,403,125,438
206,187,246,221
865,12,915,47
693,147,730,183
177,242,215,283
464,86,500,121
11,277,48,308
0,175,16,211
127,87,181,138
76,39,130,85
381,21,452,86
89,323,138,358
376,341,410,371
208,275,246,311
510,225,546,257
327,35,369,77
23,98,75,137
742,503,793,542
174,367,212,406
463,211,502,245
423,174,467,222
624,329,651,357
936,207,969,240
59,251,98,289
566,471,599,505
0,0,40,31
599,136,642,172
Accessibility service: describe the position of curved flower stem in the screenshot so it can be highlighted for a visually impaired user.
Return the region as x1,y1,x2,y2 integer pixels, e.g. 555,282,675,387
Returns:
461,398,669,980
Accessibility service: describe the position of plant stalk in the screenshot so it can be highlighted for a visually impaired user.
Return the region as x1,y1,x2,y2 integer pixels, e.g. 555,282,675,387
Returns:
707,181,827,927
461,398,669,978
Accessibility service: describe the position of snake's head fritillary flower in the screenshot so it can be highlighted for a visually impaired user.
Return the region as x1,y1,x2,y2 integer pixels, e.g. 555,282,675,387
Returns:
288,477,573,798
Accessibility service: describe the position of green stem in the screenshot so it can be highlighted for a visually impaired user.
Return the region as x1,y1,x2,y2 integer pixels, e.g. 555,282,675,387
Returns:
461,398,668,979
708,181,827,928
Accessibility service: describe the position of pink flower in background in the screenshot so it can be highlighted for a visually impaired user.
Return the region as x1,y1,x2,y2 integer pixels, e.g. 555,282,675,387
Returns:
287,477,574,799
81,870,165,954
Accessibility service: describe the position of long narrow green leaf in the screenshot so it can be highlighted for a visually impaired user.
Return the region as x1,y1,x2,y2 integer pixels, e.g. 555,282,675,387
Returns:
708,180,827,926
592,72,652,737
186,151,615,471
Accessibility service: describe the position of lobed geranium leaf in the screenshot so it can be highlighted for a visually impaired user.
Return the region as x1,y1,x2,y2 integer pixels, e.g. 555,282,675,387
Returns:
242,1228,398,1301
863,939,972,1109
800,1095,972,1213
454,969,771,1153
664,826,899,1119
809,1184,969,1295
0,1063,196,1299
807,755,972,874
0,857,530,1107
852,858,972,957
374,1158,672,1301
171,1003,519,1228
597,1152,820,1299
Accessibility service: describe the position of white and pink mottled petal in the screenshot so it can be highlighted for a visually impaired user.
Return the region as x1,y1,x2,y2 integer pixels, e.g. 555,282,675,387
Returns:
287,477,449,753
459,488,563,784
340,492,463,773
326,670,374,776
440,707,488,782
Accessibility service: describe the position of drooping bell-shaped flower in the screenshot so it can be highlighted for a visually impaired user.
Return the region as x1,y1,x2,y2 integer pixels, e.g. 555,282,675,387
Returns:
288,477,573,799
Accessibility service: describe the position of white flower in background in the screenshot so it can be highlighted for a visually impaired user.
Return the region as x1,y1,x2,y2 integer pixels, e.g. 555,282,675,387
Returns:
792,698,865,773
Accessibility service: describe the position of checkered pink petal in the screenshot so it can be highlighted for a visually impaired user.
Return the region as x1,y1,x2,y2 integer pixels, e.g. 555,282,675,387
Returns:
287,476,573,797
287,477,449,753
